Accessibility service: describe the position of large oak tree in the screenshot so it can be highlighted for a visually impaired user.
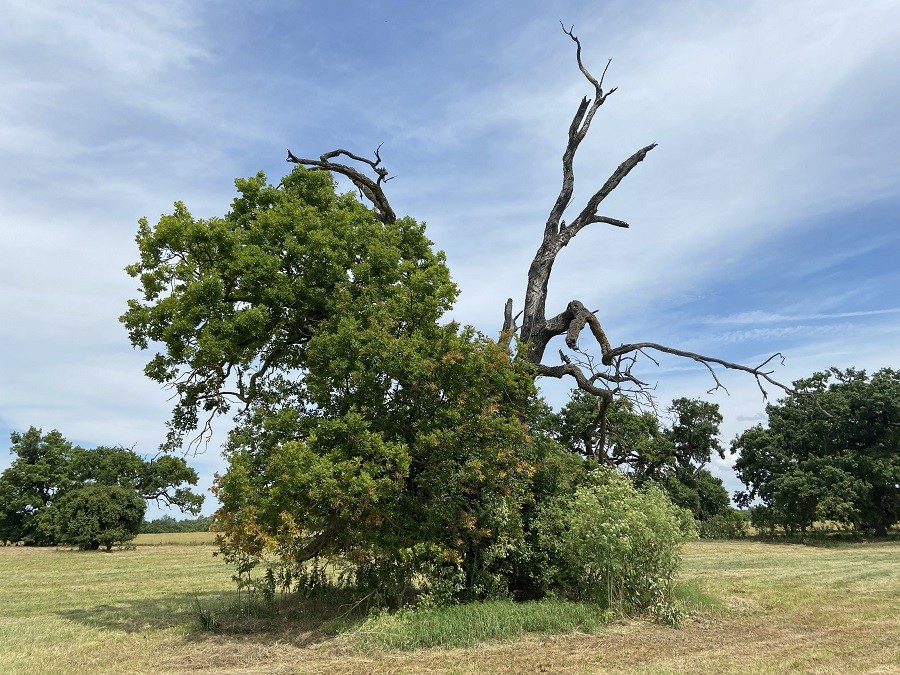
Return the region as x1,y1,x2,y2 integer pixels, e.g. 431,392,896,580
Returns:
733,368,900,536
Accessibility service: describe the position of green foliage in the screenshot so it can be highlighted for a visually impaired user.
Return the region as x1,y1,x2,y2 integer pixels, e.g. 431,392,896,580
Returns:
125,167,544,602
698,508,749,539
553,393,731,523
350,598,611,651
0,428,73,545
140,515,214,533
733,367,900,536
533,466,697,620
0,427,203,545
123,166,701,621
121,168,458,453
54,484,146,550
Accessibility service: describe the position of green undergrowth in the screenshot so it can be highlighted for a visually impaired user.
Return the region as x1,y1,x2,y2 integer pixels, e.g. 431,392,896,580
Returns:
672,579,728,615
191,578,727,651
345,580,725,651
346,598,613,651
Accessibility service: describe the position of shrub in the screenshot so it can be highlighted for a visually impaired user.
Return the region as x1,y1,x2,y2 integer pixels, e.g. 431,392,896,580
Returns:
534,466,697,621
55,484,146,550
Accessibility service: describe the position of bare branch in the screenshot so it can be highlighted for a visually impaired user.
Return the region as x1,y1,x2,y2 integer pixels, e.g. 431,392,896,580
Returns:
504,30,800,409
544,24,629,240
603,343,795,399
287,147,396,223
533,361,614,400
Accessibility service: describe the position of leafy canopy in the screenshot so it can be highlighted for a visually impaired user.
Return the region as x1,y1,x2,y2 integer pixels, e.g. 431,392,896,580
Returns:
123,167,552,601
55,484,146,551
552,393,730,522
122,168,457,452
0,427,203,546
733,367,900,535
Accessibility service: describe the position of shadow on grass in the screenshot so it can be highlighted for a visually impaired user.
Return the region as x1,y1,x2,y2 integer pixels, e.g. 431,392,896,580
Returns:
747,532,900,548
56,589,370,648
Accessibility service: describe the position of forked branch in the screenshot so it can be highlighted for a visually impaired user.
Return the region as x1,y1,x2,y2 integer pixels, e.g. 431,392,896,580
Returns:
505,25,795,406
287,145,396,224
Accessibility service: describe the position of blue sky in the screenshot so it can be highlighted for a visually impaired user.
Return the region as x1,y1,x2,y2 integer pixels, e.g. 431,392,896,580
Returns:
1,1,899,516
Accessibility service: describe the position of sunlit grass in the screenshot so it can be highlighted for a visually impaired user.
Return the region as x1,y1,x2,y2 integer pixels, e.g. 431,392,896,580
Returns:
1,540,898,673
133,531,217,546
348,598,612,650
0,544,230,674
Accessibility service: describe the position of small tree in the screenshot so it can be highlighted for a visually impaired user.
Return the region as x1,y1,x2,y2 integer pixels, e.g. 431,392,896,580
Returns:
54,485,146,550
534,466,697,621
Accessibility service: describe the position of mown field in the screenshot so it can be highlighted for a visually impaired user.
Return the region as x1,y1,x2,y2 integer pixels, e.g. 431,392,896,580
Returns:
1,535,898,674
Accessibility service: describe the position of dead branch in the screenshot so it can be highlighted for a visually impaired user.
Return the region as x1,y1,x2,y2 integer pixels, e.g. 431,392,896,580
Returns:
503,25,795,404
287,145,396,224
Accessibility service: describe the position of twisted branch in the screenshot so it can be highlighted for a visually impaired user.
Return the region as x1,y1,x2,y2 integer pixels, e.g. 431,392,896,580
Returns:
287,144,396,224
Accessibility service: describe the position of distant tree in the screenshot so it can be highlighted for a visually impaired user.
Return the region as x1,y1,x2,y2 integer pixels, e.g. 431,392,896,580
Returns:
0,429,75,545
54,485,145,550
140,515,214,534
0,428,203,546
553,393,730,522
733,368,900,536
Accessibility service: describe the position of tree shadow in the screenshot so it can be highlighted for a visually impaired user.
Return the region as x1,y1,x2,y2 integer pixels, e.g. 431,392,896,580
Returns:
56,589,367,649
747,531,899,548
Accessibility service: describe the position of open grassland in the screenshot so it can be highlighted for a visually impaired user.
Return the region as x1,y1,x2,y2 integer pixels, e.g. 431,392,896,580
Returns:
0,540,898,674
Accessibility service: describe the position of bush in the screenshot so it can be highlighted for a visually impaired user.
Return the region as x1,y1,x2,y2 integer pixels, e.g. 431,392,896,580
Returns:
699,508,749,539
534,466,697,621
55,485,146,550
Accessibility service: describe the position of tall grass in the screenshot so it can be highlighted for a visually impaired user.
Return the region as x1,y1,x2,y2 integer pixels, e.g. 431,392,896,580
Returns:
349,598,612,650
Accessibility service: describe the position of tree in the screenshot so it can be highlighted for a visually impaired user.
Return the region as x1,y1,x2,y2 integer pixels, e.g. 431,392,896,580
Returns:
0,427,203,546
733,368,900,536
54,485,146,551
124,166,543,601
285,25,794,452
122,26,789,606
0,428,73,545
552,392,730,521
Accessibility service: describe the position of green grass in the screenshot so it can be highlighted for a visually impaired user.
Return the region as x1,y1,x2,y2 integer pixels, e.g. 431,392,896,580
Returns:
671,579,728,615
1,540,899,673
348,598,612,650
0,544,232,674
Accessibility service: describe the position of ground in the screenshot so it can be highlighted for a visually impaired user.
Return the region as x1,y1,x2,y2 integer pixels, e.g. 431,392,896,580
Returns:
1,537,897,674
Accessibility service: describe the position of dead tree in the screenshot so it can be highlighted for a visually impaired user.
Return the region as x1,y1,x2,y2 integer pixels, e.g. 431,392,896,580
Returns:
287,25,795,442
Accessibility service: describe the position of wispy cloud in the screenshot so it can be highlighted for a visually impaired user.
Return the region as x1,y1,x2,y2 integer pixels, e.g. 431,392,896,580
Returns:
707,308,900,326
1,0,898,513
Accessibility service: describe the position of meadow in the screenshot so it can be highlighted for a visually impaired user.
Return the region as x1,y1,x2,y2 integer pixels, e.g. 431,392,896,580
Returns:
1,535,897,674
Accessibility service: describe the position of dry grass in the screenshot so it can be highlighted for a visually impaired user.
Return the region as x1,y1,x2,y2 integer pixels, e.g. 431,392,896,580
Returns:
1,540,898,674
133,531,218,546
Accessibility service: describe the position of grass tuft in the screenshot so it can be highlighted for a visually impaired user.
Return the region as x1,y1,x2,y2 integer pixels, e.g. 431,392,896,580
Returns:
673,579,728,615
347,598,612,651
